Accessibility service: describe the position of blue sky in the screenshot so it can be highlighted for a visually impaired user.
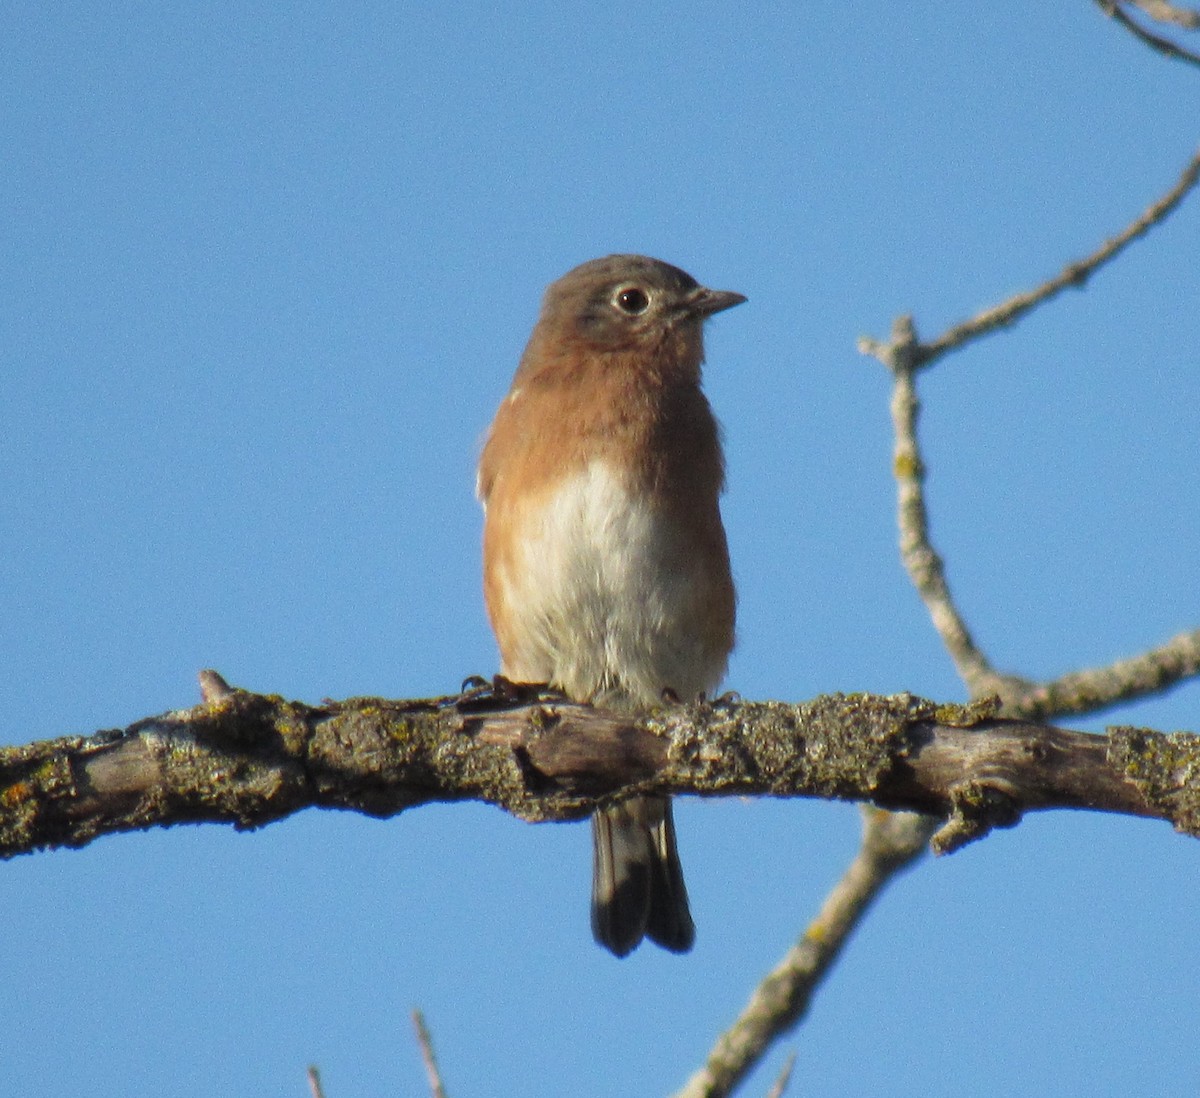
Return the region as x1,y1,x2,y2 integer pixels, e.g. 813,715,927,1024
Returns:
3,4,1199,1096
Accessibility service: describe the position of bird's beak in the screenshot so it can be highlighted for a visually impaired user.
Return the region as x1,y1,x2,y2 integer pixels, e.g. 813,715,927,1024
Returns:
688,287,748,317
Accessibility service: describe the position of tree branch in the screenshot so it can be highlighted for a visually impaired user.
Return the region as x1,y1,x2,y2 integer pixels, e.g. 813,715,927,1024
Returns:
3,682,1199,863
719,141,1200,1094
884,351,1019,699
673,810,932,1098
1127,0,1200,28
1011,628,1200,721
1097,0,1200,65
411,1010,450,1098
857,150,1200,374
854,144,1200,721
874,335,1200,720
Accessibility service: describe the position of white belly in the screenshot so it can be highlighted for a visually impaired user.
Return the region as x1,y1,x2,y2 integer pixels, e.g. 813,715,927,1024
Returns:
494,461,726,706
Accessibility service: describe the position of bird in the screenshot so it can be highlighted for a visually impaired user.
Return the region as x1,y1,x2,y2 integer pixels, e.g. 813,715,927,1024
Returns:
477,254,743,957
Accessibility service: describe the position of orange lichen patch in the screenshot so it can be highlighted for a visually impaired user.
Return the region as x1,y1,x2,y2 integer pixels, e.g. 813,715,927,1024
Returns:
1,780,33,807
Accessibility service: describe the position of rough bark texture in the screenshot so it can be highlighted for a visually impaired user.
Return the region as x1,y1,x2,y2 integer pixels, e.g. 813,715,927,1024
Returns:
3,683,1198,861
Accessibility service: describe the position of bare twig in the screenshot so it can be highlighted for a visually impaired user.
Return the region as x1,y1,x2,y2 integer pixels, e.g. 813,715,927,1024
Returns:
763,1052,797,1098
858,150,1200,373
198,668,236,703
736,143,1200,1098
306,1065,326,1098
1128,0,1200,28
1097,0,1200,64
854,148,1200,716
1012,628,1200,721
673,810,934,1098
878,346,1200,721
887,348,1022,700
411,1009,449,1098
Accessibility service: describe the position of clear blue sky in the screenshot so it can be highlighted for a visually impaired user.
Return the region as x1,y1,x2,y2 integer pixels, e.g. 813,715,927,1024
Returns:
3,4,1199,1096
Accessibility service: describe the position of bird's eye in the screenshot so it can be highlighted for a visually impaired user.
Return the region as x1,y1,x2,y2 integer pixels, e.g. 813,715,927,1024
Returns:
614,286,650,315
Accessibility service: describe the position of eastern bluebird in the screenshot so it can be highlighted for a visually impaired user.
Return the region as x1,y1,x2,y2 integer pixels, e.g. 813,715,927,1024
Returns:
477,255,743,956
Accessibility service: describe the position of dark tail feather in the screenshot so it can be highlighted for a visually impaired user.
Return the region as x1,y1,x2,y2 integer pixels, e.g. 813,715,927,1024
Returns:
591,794,695,957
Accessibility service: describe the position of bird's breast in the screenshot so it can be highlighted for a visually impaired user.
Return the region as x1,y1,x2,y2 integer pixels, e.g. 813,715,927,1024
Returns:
483,460,734,706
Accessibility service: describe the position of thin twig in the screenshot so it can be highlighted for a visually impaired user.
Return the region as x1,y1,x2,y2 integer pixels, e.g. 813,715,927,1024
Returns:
887,349,1022,700
858,150,1200,373
1097,0,1200,64
888,359,1200,722
1128,0,1200,28
855,148,1200,710
672,810,934,1098
306,1065,326,1098
1012,628,1200,722
411,1009,449,1098
887,357,1200,719
779,142,1200,1098
763,1052,797,1098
